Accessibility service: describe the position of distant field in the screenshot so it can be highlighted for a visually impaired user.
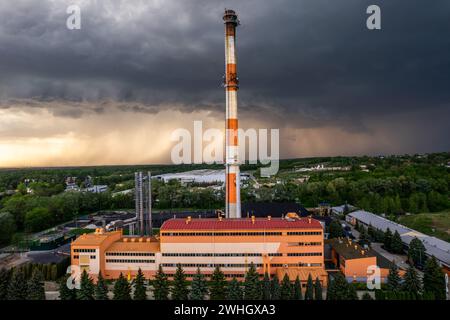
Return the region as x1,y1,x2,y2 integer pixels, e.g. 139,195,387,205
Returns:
398,211,450,242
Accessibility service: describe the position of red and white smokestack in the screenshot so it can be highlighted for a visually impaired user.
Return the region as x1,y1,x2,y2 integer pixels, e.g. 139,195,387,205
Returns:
223,9,241,218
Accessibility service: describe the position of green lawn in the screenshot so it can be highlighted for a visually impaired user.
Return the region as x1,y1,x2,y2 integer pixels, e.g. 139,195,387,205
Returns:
398,211,450,242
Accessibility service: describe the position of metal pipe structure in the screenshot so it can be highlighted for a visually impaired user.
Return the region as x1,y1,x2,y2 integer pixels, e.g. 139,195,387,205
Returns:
223,9,241,218
135,171,152,236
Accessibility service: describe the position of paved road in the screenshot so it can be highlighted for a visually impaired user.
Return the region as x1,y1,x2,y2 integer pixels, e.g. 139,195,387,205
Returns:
370,242,410,270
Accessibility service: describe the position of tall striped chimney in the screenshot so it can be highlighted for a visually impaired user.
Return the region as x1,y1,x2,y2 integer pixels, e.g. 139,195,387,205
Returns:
223,9,241,218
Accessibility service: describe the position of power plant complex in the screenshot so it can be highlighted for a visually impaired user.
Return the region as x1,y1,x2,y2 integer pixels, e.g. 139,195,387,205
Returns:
69,10,393,288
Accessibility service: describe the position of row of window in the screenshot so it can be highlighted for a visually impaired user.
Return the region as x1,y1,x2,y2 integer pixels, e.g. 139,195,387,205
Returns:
287,252,322,256
161,252,321,257
271,263,322,267
162,253,263,257
161,232,283,237
288,242,322,246
106,252,155,256
72,255,96,259
286,232,322,236
106,259,155,264
162,263,264,268
73,249,96,253
161,232,322,237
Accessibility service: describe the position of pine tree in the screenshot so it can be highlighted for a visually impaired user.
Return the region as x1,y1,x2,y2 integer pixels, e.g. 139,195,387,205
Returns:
77,270,94,300
326,273,357,300
280,274,292,300
383,228,393,251
314,277,323,300
171,264,188,300
374,289,385,300
408,237,426,267
0,268,11,300
262,273,271,300
152,265,170,300
7,268,28,300
133,268,147,300
347,282,358,300
27,269,45,300
367,224,375,240
95,272,109,300
304,274,314,300
244,263,261,300
423,256,446,300
329,220,345,238
113,273,131,300
391,230,403,254
359,228,371,247
270,275,281,300
386,263,401,292
210,266,227,300
361,292,373,300
190,268,208,300
402,266,421,295
58,275,77,300
226,277,243,300
292,276,302,300
326,276,335,300
50,265,58,281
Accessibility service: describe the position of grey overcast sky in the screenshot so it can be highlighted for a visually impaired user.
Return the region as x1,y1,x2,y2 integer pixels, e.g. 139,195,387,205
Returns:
0,0,449,167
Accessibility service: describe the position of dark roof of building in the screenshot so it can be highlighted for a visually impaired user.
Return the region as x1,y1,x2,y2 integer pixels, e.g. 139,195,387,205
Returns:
327,238,377,259
161,217,322,231
327,238,393,269
241,202,310,217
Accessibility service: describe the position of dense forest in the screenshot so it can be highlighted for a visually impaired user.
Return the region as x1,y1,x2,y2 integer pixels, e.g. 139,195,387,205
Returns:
0,152,449,245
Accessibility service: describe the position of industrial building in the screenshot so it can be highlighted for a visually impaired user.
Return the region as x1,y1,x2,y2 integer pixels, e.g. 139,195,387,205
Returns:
154,169,249,185
346,210,450,274
70,215,328,287
326,238,394,282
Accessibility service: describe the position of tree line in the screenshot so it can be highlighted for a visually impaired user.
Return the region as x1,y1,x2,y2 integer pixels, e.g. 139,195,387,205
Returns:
378,256,447,300
58,263,326,301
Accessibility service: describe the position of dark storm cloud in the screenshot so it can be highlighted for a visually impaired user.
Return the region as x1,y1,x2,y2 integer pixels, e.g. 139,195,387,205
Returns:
0,0,449,142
